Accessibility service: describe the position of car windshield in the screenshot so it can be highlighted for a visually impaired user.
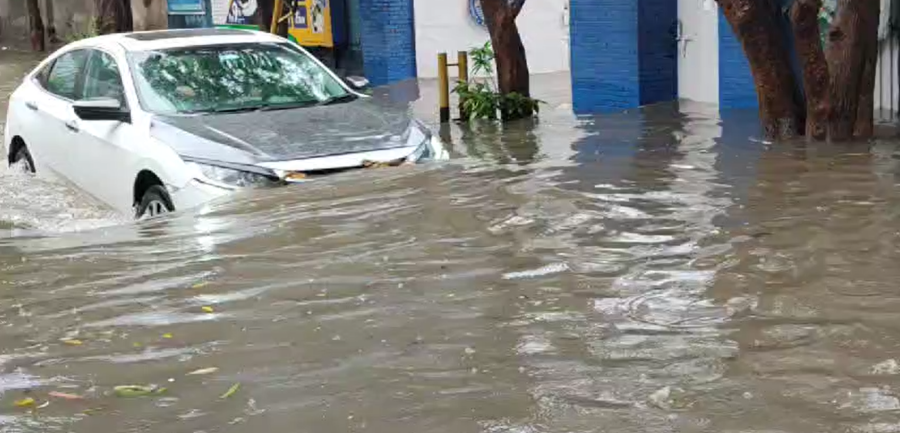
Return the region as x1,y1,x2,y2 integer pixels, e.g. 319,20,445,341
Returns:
128,42,352,115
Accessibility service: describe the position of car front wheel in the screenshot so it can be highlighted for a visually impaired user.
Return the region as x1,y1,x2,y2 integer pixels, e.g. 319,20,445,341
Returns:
135,185,175,220
11,145,35,174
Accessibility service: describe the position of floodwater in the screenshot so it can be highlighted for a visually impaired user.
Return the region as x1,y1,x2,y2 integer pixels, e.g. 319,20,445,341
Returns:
4,49,900,433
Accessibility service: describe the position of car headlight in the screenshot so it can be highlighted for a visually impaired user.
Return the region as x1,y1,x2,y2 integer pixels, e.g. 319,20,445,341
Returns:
186,161,281,188
406,120,449,162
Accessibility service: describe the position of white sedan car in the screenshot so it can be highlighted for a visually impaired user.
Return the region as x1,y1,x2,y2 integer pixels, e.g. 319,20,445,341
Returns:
3,28,447,219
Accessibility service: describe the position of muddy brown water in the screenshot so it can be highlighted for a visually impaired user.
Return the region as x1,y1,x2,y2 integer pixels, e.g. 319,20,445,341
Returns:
5,49,900,432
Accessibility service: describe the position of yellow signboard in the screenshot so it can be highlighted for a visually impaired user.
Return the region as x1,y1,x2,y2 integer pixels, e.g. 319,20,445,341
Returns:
223,0,333,48
287,0,334,48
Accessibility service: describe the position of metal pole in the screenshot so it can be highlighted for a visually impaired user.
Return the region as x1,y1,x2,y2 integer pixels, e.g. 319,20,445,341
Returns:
270,0,285,35
438,52,450,123
457,51,469,121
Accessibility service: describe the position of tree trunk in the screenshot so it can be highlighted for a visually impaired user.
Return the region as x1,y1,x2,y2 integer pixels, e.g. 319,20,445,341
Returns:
480,0,531,120
132,0,169,31
853,0,880,138
791,0,830,140
26,0,45,51
718,0,803,139
257,0,289,37
95,0,133,34
45,0,57,43
825,0,871,141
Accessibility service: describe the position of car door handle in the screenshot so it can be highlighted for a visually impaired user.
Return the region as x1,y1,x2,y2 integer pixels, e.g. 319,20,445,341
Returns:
65,120,80,133
25,101,38,111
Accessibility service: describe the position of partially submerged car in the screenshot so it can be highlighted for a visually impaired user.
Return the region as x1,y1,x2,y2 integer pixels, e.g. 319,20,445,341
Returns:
3,28,447,219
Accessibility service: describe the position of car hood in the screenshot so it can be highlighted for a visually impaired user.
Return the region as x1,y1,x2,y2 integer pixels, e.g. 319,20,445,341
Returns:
149,98,416,166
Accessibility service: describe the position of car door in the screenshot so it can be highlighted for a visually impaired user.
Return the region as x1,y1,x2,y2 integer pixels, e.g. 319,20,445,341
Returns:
26,49,89,179
70,49,146,213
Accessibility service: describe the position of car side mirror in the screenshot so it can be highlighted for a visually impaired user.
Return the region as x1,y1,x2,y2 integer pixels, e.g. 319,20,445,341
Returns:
344,76,370,90
73,98,131,123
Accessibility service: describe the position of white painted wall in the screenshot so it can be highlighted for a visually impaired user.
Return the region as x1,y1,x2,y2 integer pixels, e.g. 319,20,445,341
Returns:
211,0,230,25
874,39,899,114
677,0,719,104
413,0,571,78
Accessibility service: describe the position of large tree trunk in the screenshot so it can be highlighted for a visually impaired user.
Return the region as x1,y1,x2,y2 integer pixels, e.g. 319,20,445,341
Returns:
26,0,45,51
825,0,873,141
791,0,830,140
718,0,803,139
480,0,531,120
45,0,57,43
132,0,168,31
95,0,133,34
853,0,880,138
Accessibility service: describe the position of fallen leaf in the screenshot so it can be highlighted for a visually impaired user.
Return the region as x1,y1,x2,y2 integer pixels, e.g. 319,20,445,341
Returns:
49,391,84,401
186,367,219,376
63,339,83,346
192,282,209,289
201,306,214,313
113,385,155,397
162,333,173,339
220,383,240,399
14,397,35,407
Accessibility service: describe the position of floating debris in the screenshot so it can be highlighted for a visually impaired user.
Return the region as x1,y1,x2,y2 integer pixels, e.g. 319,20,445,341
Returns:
186,367,219,376
113,385,160,398
14,397,35,407
63,339,84,346
201,306,214,313
220,383,240,399
162,333,173,339
192,282,209,289
49,391,84,401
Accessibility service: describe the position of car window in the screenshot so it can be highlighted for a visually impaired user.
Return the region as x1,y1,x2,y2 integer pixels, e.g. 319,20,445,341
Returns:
83,50,127,106
34,59,56,88
45,50,89,100
128,43,350,114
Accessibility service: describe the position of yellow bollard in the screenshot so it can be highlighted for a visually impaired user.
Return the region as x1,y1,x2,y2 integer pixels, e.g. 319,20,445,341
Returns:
270,0,284,34
457,51,469,120
438,52,450,123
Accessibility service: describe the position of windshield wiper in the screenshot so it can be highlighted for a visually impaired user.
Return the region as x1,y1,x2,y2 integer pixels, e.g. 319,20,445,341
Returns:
210,105,266,114
259,101,320,111
319,94,358,106
255,94,359,112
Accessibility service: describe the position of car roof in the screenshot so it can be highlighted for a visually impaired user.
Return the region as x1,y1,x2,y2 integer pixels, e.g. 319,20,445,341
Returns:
65,28,285,53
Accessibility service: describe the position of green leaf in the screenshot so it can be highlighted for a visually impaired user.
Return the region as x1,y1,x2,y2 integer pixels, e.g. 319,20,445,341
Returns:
220,383,241,399
114,385,156,398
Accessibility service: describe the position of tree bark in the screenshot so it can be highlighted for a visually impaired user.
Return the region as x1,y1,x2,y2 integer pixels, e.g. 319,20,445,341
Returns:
95,0,133,35
26,0,45,51
825,0,872,141
132,0,169,31
45,0,57,43
853,0,880,138
480,0,531,120
791,0,830,140
717,0,803,139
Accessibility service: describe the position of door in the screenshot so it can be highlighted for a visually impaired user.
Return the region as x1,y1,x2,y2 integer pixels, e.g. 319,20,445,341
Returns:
71,49,145,212
29,49,89,180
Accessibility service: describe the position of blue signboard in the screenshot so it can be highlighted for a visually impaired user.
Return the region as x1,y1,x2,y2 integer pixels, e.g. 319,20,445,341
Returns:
469,0,485,28
169,0,206,15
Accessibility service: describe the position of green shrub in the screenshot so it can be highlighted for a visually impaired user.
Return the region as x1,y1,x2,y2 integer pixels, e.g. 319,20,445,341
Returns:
453,41,541,122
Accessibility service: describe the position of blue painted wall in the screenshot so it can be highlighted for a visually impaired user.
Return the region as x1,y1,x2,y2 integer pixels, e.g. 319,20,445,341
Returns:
570,0,678,114
358,0,417,86
638,0,678,106
717,9,757,108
